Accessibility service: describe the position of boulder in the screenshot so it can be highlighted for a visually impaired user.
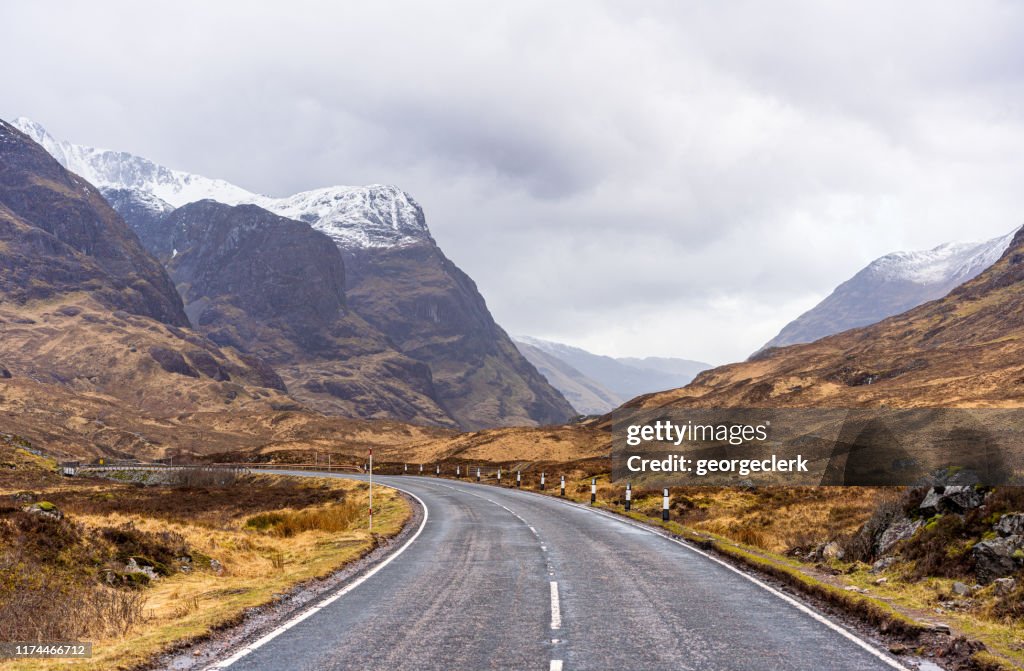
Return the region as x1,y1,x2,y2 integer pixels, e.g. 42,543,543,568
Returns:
23,501,62,520
992,577,1017,595
919,486,984,516
870,556,898,573
877,518,923,555
972,535,1024,583
994,513,1024,538
821,541,844,560
951,581,971,596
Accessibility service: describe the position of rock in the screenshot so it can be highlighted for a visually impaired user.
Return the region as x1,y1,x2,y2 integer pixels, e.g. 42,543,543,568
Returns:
124,557,159,581
24,501,62,520
870,556,898,573
993,577,1017,595
994,513,1024,537
951,581,971,596
972,535,1024,583
919,486,984,515
209,558,223,574
821,541,845,560
0,365,11,379
926,623,952,635
877,518,923,554
874,577,888,585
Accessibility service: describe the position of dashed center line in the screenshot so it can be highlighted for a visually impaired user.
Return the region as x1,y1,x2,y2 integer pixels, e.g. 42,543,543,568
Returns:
550,581,562,630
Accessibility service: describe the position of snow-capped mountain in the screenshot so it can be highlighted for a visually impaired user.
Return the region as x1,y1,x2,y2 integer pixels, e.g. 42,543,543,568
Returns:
12,117,430,249
758,229,1018,353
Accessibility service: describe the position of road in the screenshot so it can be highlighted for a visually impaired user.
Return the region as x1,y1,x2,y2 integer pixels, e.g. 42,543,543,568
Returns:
209,473,907,671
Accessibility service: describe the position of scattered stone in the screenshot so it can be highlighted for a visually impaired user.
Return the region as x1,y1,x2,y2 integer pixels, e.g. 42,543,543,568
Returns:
821,541,844,560
124,557,159,581
993,577,1017,595
877,517,923,554
919,486,984,515
843,586,868,594
23,501,62,520
210,559,223,575
994,513,1024,537
870,556,898,573
874,577,888,586
972,535,1024,583
951,581,971,596
888,644,907,655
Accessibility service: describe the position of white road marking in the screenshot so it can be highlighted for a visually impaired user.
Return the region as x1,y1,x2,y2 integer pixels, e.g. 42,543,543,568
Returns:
550,660,563,671
546,495,911,671
550,581,562,630
205,483,430,670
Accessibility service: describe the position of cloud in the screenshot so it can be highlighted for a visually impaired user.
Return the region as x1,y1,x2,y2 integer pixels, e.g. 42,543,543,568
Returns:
4,0,1024,364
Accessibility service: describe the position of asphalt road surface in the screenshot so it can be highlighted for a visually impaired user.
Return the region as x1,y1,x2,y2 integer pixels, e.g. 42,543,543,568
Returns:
209,473,907,671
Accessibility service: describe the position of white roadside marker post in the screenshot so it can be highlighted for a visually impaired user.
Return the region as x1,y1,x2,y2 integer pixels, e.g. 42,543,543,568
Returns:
368,448,373,532
625,482,631,511
436,464,440,477
456,465,461,478
477,467,481,482
419,464,423,475
591,478,597,505
560,475,565,497
497,468,502,485
404,463,408,474
662,488,670,521
540,472,545,491
517,470,522,488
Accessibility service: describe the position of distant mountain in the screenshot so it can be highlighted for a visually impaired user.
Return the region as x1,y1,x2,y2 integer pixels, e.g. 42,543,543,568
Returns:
758,231,1017,354
16,118,574,429
637,223,1024,409
513,340,624,415
514,337,711,411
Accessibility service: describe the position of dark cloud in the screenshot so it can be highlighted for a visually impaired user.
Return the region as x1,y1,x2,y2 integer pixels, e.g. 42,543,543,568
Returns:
3,0,1023,363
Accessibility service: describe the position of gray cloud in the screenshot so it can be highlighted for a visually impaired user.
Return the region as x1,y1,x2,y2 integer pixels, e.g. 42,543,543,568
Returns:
3,0,1024,364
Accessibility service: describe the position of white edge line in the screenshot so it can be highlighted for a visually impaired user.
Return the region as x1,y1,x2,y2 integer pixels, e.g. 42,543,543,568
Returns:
205,479,429,670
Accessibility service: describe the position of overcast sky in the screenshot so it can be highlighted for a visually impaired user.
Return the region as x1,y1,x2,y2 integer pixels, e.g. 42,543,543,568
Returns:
4,1,1024,364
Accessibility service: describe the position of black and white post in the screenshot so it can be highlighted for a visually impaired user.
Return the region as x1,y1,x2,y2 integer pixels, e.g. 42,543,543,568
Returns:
436,464,440,476
662,488,670,521
419,463,424,475
497,467,502,485
540,471,545,491
456,465,461,478
476,467,481,482
516,470,521,488
560,475,565,497
625,482,631,511
591,478,597,505
404,463,408,474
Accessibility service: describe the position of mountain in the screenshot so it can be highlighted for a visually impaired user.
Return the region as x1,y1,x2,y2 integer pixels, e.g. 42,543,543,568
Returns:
0,119,292,424
636,226,1024,410
14,118,574,429
155,200,457,427
758,231,1016,353
514,336,711,410
513,340,624,415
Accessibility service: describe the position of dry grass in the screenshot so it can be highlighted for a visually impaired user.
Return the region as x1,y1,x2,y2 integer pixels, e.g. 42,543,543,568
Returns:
0,475,410,671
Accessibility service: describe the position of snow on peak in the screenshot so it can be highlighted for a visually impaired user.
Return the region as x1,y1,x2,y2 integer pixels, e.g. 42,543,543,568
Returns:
864,231,1016,285
11,117,432,249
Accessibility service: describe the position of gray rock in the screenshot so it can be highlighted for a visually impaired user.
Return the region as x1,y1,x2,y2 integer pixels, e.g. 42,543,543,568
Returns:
992,577,1017,595
972,535,1024,583
870,556,898,573
124,558,159,581
919,486,984,515
877,518,923,554
821,541,844,560
209,558,223,574
951,581,971,596
994,513,1024,538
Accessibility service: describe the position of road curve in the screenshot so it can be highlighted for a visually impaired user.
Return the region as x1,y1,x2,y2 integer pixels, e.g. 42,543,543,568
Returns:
208,473,906,671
